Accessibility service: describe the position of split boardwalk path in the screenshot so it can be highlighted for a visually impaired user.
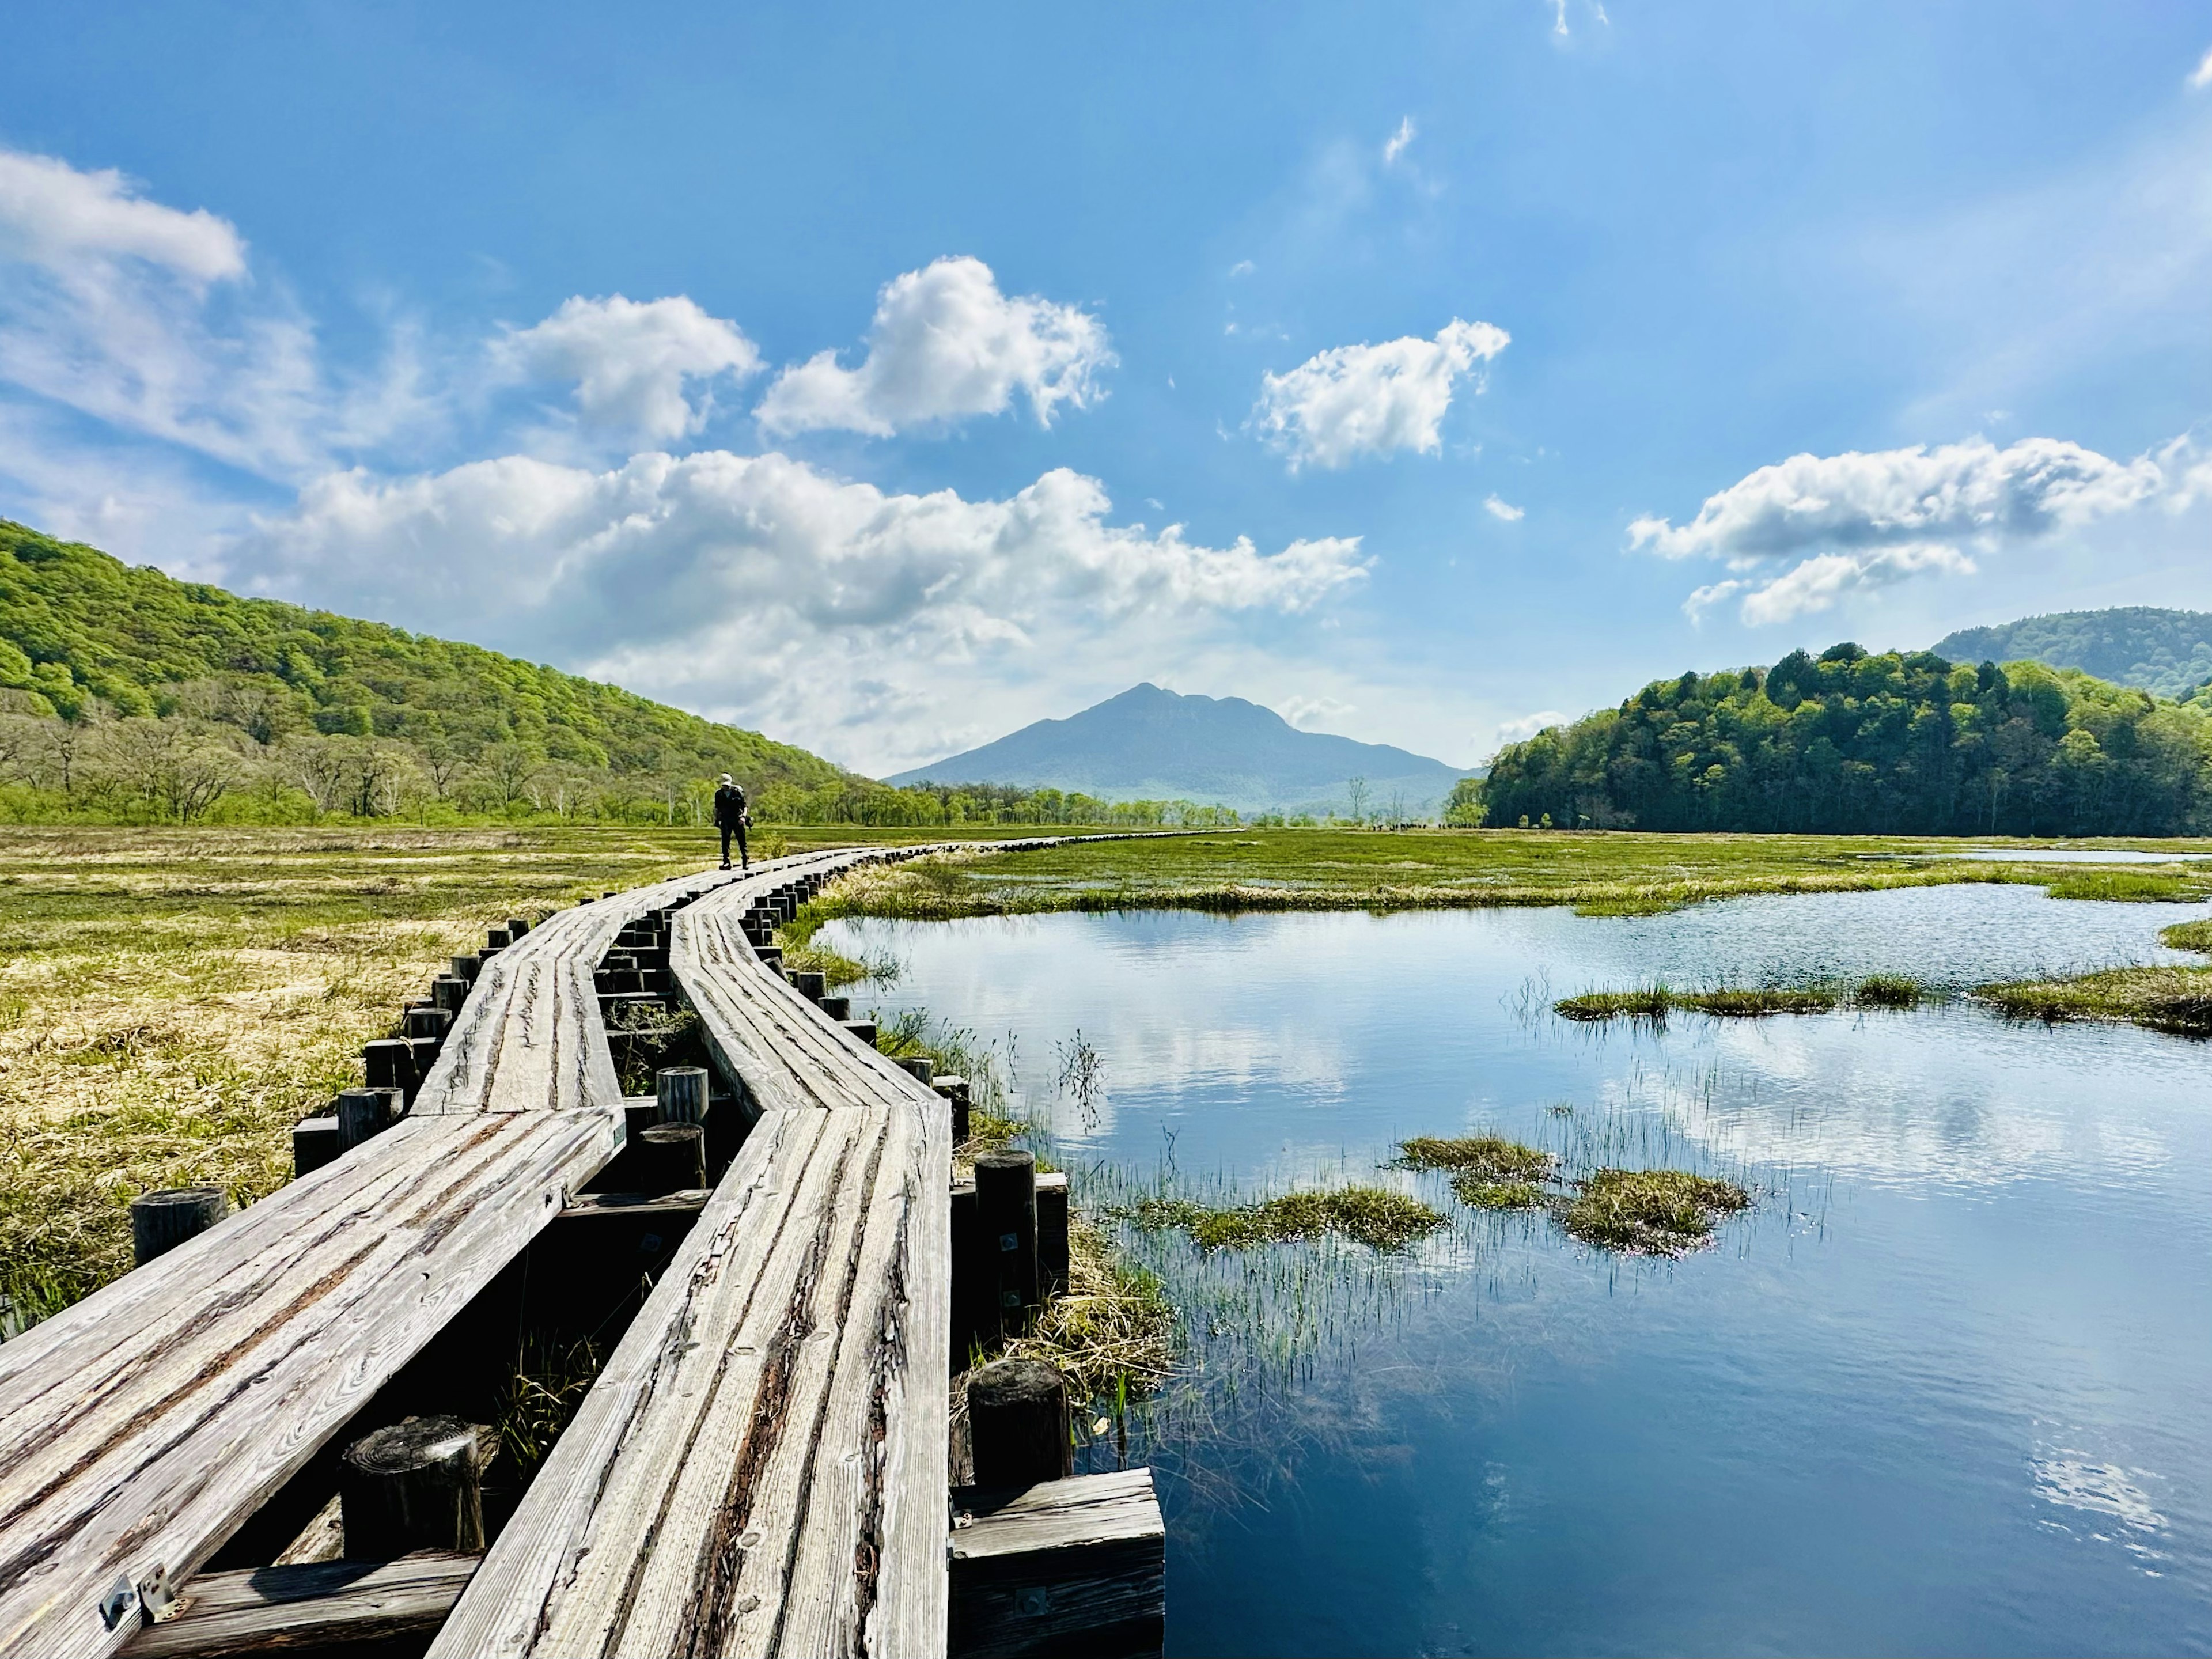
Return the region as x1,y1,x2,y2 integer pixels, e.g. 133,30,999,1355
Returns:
0,838,1112,1659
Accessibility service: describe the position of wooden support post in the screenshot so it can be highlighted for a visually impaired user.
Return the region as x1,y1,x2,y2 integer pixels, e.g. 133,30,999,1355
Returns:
898,1055,935,1086
967,1359,1071,1488
293,1115,339,1177
339,1416,491,1558
1037,1178,1069,1301
431,974,468,1013
654,1065,709,1125
975,1150,1039,1326
362,1038,414,1099
505,916,529,938
486,926,512,951
949,1469,1166,1659
450,953,481,986
843,1019,878,1045
935,1075,972,1143
404,1005,452,1043
819,994,850,1020
335,1086,395,1152
792,968,827,999
634,1123,706,1194
130,1187,226,1267
407,1037,441,1096
950,1182,995,1361
756,946,783,971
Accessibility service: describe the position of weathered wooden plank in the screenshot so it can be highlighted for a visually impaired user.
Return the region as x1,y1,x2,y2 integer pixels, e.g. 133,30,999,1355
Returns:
948,1470,1165,1659
120,1551,478,1658
0,1109,616,1659
416,865,754,1118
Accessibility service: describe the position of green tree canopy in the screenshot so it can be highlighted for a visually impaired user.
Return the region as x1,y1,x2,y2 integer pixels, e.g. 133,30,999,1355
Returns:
1482,643,2212,836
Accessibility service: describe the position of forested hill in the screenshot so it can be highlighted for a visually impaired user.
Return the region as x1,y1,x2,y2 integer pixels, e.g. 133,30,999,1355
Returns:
1481,643,2212,836
0,518,845,802
1932,608,2212,702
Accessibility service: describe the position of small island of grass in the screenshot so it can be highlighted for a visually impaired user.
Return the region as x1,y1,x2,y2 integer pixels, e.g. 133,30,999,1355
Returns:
1561,1168,1753,1255
1130,1185,1446,1251
1396,1134,1555,1209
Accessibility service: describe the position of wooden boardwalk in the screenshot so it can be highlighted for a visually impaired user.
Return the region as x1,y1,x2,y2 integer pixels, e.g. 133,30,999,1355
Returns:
430,858,953,1658
0,836,1154,1659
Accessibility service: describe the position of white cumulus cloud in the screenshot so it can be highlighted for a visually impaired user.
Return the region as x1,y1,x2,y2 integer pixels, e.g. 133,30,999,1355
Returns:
1494,710,1567,749
237,453,1368,768
1253,318,1509,471
1280,694,1355,730
496,294,760,444
1483,493,1524,521
2190,43,2212,90
1383,118,1416,166
1635,435,2173,624
755,256,1113,437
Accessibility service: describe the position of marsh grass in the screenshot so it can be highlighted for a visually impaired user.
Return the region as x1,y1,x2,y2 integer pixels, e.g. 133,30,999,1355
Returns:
1555,984,1836,1022
1851,973,1926,1008
799,828,2212,924
0,821,910,1330
1395,1133,1554,1181
2043,869,2210,903
495,1332,603,1484
1978,968,2212,1035
1002,1211,1176,1399
1560,1167,1753,1254
1455,1177,1546,1210
1128,1185,1446,1251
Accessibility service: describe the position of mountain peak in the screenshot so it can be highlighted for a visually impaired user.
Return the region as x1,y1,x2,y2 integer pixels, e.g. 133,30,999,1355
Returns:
885,684,1469,815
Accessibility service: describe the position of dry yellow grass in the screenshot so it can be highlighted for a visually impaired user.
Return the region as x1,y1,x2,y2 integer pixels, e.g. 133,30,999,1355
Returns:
0,823,835,1324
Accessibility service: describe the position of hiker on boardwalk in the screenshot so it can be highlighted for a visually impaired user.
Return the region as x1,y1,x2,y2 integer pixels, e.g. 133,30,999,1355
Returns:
714,774,750,870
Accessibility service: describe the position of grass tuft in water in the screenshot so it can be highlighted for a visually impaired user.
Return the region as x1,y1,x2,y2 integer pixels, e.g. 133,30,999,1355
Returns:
1555,984,1835,1021
1850,974,1926,1009
1130,1185,1446,1252
1453,1176,1546,1210
1396,1133,1553,1181
1561,1168,1752,1255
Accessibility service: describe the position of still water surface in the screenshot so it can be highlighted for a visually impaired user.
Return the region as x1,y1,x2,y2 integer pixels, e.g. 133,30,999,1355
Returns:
824,885,2212,1656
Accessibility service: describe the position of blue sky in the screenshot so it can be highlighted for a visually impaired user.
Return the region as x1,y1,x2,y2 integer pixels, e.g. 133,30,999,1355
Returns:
1,2,2208,774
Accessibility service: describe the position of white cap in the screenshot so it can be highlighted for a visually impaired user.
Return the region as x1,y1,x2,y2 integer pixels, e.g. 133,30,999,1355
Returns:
720,774,733,784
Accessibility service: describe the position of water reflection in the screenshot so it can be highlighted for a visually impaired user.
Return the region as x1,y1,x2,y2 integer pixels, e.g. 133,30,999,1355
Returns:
823,884,2212,1655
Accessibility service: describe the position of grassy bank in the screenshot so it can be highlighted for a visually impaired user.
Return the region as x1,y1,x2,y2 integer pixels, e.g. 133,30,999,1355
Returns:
798,828,2212,921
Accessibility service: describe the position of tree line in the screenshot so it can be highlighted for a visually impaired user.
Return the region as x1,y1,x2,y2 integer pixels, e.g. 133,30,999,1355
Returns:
1479,643,2212,836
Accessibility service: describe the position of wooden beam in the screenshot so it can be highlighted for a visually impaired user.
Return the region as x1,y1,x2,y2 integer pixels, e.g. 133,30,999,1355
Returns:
949,1470,1165,1659
120,1551,478,1659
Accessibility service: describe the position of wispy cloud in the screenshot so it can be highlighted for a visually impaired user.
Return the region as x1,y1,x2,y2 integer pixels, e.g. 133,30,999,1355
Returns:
2190,43,2212,90
1483,493,1524,521
1382,117,1416,166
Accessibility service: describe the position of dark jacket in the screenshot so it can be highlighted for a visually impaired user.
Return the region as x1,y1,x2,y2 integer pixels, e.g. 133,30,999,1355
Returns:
713,783,748,828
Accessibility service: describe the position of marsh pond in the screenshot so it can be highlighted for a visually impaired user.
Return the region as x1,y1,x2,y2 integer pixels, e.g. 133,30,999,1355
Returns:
823,884,2212,1656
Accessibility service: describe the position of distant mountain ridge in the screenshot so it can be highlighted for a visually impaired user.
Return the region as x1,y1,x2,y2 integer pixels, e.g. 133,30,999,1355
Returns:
887,683,1472,815
1933,608,2212,701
